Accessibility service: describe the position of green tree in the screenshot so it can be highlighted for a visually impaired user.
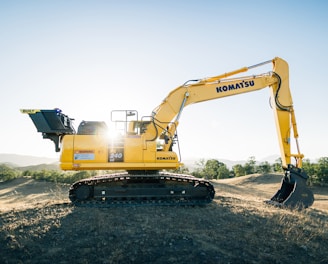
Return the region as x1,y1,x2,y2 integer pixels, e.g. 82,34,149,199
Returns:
216,162,230,179
271,158,283,173
0,164,21,182
244,156,256,174
191,159,229,179
257,161,271,174
192,159,206,178
302,159,316,175
232,164,245,177
204,159,220,179
203,159,230,179
22,170,33,176
315,157,328,185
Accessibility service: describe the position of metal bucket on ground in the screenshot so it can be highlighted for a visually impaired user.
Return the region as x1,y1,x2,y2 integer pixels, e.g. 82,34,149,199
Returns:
266,165,314,209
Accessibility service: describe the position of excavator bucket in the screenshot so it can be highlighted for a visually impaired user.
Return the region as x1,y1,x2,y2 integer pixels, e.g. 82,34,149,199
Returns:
266,165,314,209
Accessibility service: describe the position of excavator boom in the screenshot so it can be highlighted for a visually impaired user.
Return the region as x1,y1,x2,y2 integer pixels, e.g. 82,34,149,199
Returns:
21,57,314,208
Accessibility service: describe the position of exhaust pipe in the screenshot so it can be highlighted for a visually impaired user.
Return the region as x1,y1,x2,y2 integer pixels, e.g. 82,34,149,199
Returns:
266,165,314,209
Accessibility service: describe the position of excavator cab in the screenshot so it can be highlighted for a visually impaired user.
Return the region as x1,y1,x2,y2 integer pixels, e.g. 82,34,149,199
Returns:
267,165,314,208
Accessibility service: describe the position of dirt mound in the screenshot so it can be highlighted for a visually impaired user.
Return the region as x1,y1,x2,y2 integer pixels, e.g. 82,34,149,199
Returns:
1,175,328,264
0,177,69,212
215,174,328,212
218,173,282,185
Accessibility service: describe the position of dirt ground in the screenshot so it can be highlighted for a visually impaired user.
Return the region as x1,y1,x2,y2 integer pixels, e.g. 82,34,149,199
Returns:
1,174,327,264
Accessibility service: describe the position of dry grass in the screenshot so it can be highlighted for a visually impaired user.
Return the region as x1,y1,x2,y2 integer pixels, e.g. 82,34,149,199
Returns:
0,175,327,264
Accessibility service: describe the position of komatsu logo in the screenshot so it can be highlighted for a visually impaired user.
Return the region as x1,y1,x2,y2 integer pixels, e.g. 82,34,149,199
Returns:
216,80,255,93
157,156,176,160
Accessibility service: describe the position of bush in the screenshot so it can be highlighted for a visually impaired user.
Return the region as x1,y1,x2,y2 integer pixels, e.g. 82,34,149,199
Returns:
0,164,21,182
24,169,99,184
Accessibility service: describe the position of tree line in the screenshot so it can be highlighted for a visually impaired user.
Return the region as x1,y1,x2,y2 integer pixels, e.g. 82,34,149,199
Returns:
178,156,328,186
0,165,99,184
189,156,277,179
1,156,328,185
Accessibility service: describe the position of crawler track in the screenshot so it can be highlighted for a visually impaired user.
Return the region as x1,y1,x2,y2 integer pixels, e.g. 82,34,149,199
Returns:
69,172,215,207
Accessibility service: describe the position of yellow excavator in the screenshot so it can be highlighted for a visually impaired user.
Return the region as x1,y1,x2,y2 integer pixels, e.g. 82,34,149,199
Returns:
21,57,314,208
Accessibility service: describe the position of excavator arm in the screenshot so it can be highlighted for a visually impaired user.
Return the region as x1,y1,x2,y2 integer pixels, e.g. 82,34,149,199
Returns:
144,57,314,208
148,58,300,168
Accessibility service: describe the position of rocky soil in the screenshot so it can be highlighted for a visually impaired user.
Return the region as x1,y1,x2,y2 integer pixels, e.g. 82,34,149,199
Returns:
1,174,327,264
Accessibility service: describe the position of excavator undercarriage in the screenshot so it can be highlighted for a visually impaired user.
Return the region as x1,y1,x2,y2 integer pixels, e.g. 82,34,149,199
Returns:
69,172,215,206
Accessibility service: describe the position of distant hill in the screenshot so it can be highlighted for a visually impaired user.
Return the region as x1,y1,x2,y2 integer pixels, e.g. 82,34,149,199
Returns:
18,163,60,171
0,154,57,167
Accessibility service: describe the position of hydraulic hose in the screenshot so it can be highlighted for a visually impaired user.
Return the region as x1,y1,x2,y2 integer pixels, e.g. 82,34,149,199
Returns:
272,72,291,112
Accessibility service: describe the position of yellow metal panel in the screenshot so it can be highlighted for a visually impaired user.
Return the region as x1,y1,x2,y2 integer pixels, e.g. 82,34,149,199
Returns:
123,136,143,163
155,151,179,164
60,135,74,168
61,135,108,167
143,141,157,163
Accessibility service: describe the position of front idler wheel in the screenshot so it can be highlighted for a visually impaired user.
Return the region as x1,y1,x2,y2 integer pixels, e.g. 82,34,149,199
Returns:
75,184,93,201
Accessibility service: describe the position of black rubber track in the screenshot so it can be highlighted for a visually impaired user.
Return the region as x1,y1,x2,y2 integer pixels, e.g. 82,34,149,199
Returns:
69,172,215,207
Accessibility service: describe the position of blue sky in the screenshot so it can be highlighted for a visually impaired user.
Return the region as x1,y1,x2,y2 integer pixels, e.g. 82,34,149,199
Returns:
1,0,327,163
